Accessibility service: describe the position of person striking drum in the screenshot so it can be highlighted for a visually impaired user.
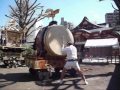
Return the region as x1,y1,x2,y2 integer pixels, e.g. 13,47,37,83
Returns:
58,42,88,85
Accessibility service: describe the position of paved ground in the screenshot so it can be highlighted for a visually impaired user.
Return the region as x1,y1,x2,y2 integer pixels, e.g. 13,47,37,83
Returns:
0,63,119,90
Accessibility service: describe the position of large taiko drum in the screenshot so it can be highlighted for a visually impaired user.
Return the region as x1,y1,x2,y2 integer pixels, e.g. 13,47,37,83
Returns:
44,25,74,56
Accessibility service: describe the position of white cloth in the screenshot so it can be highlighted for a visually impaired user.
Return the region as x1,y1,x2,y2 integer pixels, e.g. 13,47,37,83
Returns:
64,61,81,70
62,45,80,70
62,45,77,60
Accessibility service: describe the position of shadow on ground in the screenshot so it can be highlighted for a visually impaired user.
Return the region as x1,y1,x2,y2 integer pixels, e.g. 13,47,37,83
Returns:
0,63,117,90
107,64,120,90
0,72,37,88
35,79,85,90
35,69,113,90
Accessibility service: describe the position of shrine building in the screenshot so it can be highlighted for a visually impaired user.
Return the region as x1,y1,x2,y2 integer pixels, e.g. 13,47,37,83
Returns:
72,17,120,62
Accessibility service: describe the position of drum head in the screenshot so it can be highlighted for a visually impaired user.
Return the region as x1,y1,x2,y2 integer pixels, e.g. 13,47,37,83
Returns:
44,25,74,56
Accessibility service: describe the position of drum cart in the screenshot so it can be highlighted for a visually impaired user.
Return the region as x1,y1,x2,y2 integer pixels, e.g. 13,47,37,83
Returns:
26,25,74,81
26,52,65,80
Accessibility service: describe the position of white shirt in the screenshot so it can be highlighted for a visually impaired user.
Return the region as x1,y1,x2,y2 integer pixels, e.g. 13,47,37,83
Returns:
62,45,78,60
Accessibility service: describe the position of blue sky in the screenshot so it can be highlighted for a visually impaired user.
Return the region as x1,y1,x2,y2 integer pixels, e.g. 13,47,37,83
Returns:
0,0,117,27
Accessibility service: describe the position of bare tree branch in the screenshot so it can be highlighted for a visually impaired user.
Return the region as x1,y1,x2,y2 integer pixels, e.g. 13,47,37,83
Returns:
29,3,41,11
111,3,118,10
26,10,35,24
5,14,14,20
26,26,42,37
113,0,120,9
28,0,37,10
9,5,19,18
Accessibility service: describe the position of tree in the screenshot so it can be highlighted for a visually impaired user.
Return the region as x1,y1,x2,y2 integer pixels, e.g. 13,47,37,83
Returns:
114,0,120,10
99,0,120,25
99,0,120,9
6,0,47,40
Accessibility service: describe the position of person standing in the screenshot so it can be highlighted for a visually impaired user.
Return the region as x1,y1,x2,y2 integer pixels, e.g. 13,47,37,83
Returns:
58,42,88,85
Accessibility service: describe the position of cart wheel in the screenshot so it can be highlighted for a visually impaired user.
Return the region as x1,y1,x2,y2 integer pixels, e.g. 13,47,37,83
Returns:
29,68,39,79
29,68,36,75
52,68,61,79
38,71,50,82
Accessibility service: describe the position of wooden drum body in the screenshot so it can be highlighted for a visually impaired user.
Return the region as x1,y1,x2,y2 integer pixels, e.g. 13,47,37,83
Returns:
28,25,74,71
